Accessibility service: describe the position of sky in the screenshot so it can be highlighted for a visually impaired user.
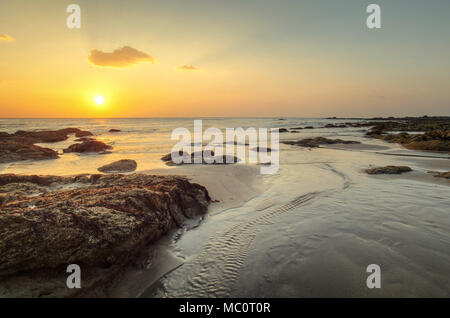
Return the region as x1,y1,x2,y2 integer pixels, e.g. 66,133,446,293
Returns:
1,0,449,118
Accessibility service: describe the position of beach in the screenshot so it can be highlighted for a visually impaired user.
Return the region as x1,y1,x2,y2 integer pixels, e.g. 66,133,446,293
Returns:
0,117,449,297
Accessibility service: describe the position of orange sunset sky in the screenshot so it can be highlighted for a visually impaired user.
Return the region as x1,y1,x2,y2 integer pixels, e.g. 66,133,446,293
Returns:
1,0,449,118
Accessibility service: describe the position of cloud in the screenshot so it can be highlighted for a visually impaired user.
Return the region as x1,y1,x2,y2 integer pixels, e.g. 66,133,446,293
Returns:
0,34,15,42
88,46,154,68
177,64,198,71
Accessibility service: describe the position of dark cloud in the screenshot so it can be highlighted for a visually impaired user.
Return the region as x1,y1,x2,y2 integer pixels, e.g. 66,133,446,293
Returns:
177,65,198,71
88,46,154,68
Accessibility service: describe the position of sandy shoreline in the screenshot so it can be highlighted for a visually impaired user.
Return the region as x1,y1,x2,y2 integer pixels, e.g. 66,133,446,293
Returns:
0,118,449,297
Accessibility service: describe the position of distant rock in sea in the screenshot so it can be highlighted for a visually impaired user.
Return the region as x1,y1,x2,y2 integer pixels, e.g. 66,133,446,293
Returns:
161,150,240,165
0,140,59,163
428,171,450,179
75,130,94,138
282,137,360,148
98,159,137,173
364,118,450,152
365,166,412,175
63,140,113,153
10,128,93,143
0,127,95,163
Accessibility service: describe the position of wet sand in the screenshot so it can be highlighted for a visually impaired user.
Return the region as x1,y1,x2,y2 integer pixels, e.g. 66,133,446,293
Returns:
106,141,449,298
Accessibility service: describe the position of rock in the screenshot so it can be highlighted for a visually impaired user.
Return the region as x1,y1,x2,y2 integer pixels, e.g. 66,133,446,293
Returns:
161,151,190,162
63,140,113,153
364,118,450,152
290,127,303,130
0,174,71,186
0,141,59,163
282,137,360,148
304,126,314,129
278,128,289,133
109,129,121,133
162,150,239,165
428,171,450,179
0,173,210,292
98,160,137,173
365,166,413,175
9,128,93,144
74,137,96,142
75,130,93,138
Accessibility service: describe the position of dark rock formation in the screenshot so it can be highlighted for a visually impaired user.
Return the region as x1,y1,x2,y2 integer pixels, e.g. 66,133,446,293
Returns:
0,173,210,295
364,118,450,152
63,140,113,153
98,160,137,173
7,128,93,144
74,137,96,142
109,129,121,133
282,137,360,148
365,166,412,175
278,128,289,133
0,128,94,163
161,150,239,165
0,141,59,163
75,130,94,138
428,171,450,179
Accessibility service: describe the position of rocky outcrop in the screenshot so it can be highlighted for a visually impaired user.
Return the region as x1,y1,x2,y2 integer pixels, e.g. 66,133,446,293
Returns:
0,128,94,163
161,150,239,165
109,129,121,133
7,128,93,144
365,166,412,175
0,140,59,163
369,130,450,152
75,130,93,138
282,137,360,148
63,140,113,153
98,159,137,173
278,128,289,133
74,137,96,142
428,171,450,179
0,173,210,286
365,118,450,152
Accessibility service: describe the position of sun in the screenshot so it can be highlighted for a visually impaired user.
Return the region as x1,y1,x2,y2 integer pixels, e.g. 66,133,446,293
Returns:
94,96,105,105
